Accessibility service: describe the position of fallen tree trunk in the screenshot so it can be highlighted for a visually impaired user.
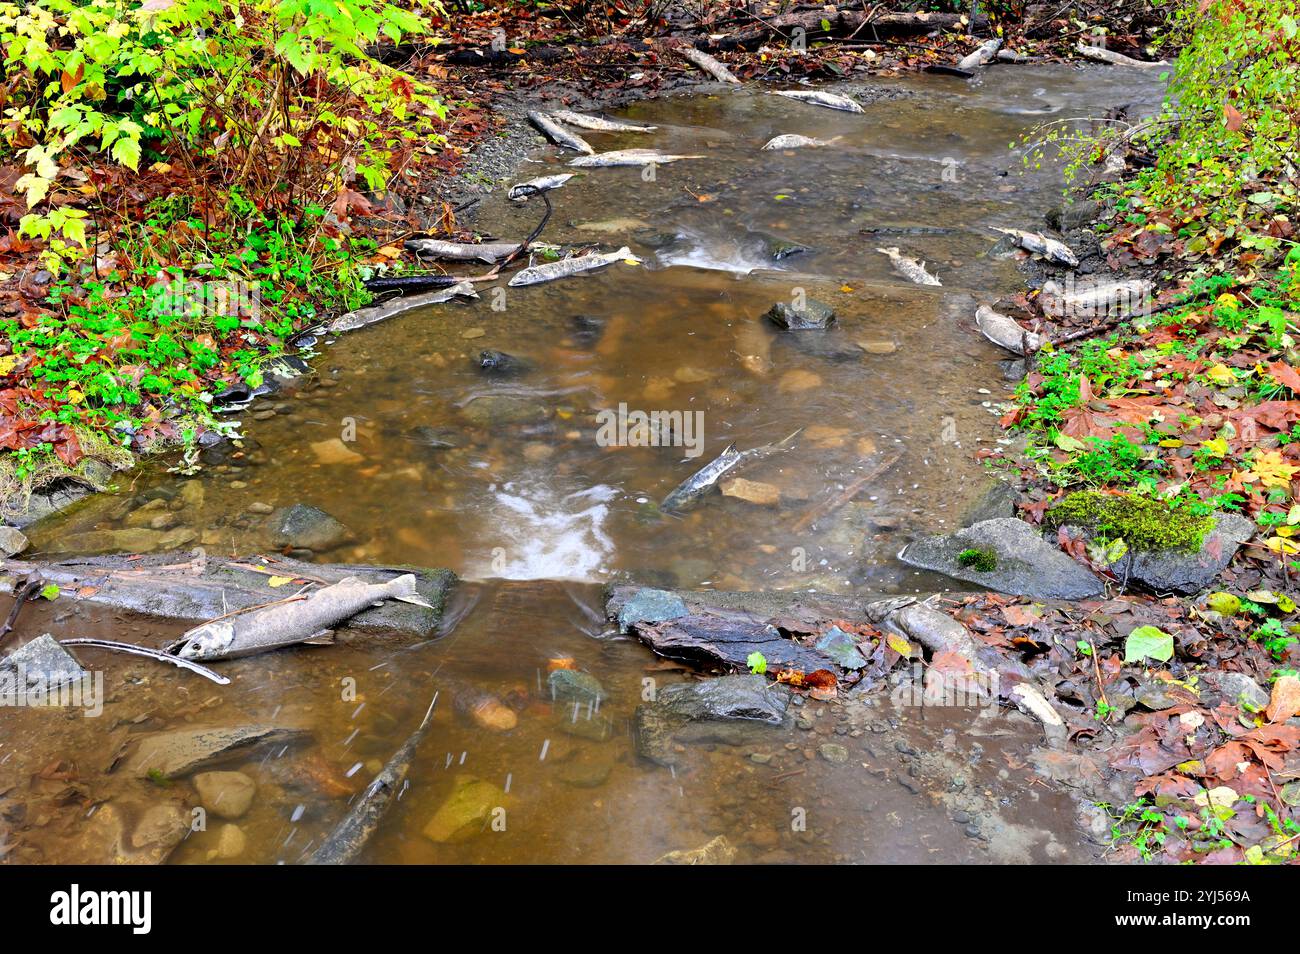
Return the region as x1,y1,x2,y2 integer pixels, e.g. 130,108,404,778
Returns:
698,8,989,51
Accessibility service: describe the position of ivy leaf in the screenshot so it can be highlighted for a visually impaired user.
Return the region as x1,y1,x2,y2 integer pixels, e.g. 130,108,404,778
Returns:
747,651,767,675
40,583,60,601
1124,625,1174,664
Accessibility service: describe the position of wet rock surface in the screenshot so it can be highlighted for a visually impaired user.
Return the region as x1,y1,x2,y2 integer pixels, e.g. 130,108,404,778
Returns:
635,674,791,766
899,518,1104,600
763,299,836,330
269,504,353,552
1109,512,1255,594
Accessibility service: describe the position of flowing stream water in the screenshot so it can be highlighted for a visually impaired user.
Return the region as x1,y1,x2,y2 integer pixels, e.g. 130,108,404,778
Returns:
3,65,1164,864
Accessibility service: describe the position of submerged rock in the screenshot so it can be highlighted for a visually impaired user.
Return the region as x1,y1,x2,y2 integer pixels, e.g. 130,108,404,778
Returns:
1,634,87,688
547,668,605,705
193,770,256,820
459,395,549,427
46,526,198,555
0,526,29,556
763,299,835,330
634,674,790,766
477,350,531,376
123,725,310,779
422,775,508,843
899,518,1103,600
269,504,352,552
654,834,736,865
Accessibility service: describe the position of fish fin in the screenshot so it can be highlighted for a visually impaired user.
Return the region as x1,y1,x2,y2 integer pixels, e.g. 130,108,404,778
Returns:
876,246,898,256
720,442,738,457
776,427,804,447
385,573,433,608
302,630,336,646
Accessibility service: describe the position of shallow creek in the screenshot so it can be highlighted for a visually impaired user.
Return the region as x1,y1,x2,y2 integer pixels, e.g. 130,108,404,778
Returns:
4,65,1163,863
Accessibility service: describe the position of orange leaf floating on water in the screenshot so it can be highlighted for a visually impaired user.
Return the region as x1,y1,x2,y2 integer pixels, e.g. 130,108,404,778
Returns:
546,655,576,672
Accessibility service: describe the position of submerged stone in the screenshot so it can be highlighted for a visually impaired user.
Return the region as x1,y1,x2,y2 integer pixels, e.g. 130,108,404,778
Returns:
654,834,736,865
269,504,352,552
422,775,508,843
763,299,835,330
547,668,605,705
0,634,87,689
634,674,790,766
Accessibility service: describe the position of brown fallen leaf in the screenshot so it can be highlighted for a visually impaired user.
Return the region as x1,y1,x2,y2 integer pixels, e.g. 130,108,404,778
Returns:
1267,673,1300,723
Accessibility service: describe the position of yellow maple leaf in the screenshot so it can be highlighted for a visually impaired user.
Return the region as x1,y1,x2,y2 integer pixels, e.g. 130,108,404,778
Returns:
1246,451,1300,489
1206,363,1237,386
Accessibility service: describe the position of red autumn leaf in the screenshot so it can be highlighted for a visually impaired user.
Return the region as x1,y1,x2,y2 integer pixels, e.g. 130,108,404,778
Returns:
1224,103,1243,131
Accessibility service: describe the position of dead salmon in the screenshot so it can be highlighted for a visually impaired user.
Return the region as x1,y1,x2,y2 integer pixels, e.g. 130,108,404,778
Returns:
550,110,657,133
1076,42,1170,69
507,246,640,287
306,692,438,865
403,239,521,263
527,110,594,154
957,38,1002,70
761,134,841,150
171,574,432,662
508,173,575,201
975,304,1044,353
327,282,477,335
660,429,802,513
990,227,1079,267
771,89,863,113
568,149,704,168
877,246,942,286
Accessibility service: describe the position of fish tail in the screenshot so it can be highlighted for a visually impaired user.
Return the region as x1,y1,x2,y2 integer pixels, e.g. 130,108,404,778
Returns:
386,573,433,608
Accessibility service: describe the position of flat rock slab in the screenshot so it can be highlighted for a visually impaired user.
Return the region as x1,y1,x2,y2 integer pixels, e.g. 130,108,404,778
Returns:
119,724,311,779
608,583,905,672
899,518,1104,600
0,552,455,641
635,674,791,766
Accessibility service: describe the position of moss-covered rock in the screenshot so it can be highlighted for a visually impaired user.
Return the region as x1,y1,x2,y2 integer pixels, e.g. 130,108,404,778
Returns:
1045,492,1214,553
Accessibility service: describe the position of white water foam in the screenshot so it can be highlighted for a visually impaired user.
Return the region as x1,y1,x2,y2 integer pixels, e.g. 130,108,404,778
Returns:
654,226,782,275
463,481,618,582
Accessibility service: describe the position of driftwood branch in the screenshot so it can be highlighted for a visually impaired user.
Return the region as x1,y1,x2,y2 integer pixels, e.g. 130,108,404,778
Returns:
696,8,989,52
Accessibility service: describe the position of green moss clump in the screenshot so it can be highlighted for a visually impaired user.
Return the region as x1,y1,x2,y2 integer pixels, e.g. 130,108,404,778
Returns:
957,547,998,572
1046,491,1214,553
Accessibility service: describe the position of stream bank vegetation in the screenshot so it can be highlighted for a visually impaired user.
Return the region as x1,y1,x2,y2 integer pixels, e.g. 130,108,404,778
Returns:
991,0,1300,862
0,0,444,509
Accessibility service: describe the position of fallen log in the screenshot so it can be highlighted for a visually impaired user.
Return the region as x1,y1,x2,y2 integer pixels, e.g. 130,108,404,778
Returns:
702,9,988,51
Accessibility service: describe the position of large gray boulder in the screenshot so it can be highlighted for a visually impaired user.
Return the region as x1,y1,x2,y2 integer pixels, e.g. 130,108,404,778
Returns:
899,517,1103,600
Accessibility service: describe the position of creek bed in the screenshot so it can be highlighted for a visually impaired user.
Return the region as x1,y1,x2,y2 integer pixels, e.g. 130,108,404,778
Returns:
2,65,1164,864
